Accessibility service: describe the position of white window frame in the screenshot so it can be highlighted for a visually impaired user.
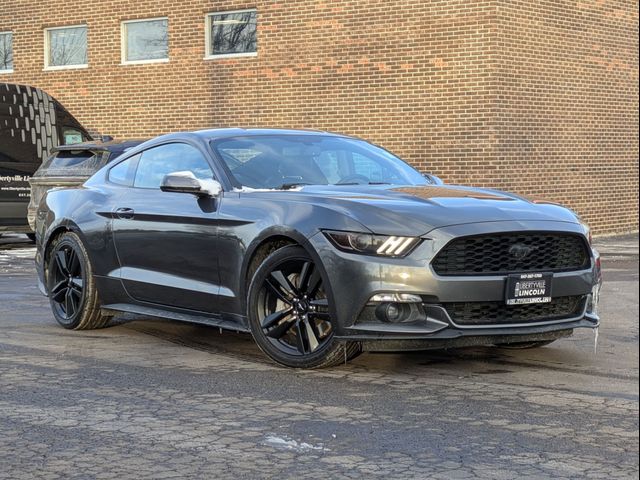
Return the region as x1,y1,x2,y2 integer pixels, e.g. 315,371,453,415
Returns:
0,31,13,74
44,24,88,71
204,9,258,60
121,17,169,65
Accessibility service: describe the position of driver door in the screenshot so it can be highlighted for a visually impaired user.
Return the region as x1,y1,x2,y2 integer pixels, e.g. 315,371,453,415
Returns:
111,142,223,313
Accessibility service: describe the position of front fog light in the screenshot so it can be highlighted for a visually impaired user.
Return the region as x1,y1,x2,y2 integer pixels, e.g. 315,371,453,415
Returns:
376,302,412,323
370,293,424,323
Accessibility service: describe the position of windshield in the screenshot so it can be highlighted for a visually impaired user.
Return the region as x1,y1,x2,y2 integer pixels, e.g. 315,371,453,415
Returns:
212,135,428,189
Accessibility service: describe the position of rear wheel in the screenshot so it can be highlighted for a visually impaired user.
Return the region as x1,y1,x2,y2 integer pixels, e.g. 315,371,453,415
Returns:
46,232,110,330
248,245,360,368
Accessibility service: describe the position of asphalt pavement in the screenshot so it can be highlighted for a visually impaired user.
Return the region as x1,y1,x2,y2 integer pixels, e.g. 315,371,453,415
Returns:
0,232,637,479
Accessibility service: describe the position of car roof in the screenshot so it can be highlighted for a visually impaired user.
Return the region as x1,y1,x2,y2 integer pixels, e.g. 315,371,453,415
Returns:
192,128,353,140
82,129,358,161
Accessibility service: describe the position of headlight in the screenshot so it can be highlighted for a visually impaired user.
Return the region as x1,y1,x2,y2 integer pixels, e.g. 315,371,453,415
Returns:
323,230,421,257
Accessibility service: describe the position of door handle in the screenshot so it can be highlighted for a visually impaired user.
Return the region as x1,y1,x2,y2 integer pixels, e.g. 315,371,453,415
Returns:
115,207,135,220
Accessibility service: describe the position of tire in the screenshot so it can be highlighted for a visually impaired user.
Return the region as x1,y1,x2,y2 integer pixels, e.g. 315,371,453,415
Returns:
46,231,110,330
494,340,557,349
247,245,360,368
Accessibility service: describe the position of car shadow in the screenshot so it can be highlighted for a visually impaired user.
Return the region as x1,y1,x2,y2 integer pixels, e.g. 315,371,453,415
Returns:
107,314,596,378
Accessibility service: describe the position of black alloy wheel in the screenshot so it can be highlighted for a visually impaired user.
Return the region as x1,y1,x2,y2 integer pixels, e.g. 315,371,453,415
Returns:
260,256,333,356
248,245,360,368
47,232,110,330
50,243,85,323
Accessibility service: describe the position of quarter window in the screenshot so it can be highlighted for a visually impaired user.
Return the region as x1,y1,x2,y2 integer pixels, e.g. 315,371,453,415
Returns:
134,143,213,189
206,10,257,58
45,26,88,69
122,18,169,64
0,32,13,72
109,154,140,187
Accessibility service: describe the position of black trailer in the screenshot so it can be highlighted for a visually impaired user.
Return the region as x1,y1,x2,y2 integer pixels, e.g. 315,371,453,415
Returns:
0,83,91,234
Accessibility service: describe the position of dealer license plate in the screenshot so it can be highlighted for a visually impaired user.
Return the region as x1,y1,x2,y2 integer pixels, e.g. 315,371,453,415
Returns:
505,273,553,305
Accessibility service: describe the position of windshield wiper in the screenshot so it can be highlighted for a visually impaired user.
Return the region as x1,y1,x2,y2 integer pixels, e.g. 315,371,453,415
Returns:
276,182,313,190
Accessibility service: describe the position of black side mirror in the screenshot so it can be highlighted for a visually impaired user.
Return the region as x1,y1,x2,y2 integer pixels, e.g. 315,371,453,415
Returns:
161,172,222,197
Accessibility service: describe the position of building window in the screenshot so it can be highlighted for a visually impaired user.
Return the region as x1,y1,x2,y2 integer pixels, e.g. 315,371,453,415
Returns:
45,25,88,69
0,32,13,73
122,18,169,64
206,10,257,59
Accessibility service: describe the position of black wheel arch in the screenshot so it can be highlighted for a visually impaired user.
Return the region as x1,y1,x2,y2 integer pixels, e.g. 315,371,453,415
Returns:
42,221,88,276
240,227,336,318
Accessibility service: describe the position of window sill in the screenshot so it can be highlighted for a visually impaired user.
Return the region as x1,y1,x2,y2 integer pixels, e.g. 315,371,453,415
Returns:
43,64,89,71
0,69,13,74
121,58,170,66
204,52,258,60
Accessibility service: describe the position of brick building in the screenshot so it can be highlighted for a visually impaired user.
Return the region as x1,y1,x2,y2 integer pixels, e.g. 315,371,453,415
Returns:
0,0,638,234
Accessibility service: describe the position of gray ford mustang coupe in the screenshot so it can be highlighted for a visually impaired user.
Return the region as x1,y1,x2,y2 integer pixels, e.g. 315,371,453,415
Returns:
34,129,602,368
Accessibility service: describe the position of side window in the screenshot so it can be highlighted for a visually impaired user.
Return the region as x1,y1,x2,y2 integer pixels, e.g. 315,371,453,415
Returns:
313,151,342,184
109,154,140,186
351,153,385,183
134,143,213,189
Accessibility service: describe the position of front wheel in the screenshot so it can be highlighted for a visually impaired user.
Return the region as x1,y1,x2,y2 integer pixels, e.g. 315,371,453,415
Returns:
247,245,360,368
46,231,110,330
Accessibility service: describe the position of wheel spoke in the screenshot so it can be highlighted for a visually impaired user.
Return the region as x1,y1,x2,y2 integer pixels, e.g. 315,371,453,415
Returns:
306,269,322,297
51,284,67,303
67,249,80,276
303,318,320,352
309,311,330,319
51,280,66,295
270,271,299,297
265,278,293,305
55,250,69,275
64,289,74,317
266,318,296,339
69,287,82,300
298,262,313,291
261,308,293,329
296,323,308,354
70,277,84,291
310,298,328,307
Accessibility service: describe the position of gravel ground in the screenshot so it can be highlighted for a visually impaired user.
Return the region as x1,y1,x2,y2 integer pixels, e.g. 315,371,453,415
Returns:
0,233,637,479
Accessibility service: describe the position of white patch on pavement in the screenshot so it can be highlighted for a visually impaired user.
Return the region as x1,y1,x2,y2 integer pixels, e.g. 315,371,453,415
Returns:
263,435,329,453
0,247,36,258
0,247,36,273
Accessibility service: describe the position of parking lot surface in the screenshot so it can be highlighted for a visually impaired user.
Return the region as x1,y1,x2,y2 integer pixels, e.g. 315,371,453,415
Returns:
0,233,638,479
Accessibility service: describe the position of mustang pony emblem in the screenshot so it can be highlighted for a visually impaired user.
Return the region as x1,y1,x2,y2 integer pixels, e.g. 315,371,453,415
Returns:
509,243,537,260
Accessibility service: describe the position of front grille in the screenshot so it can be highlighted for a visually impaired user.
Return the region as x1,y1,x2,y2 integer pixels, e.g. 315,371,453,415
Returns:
432,232,590,276
444,295,586,326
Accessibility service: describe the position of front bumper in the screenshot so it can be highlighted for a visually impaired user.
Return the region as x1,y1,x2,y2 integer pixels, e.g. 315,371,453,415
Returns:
309,221,601,350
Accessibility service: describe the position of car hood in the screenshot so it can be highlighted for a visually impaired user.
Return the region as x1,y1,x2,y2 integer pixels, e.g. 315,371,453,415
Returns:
250,185,581,236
